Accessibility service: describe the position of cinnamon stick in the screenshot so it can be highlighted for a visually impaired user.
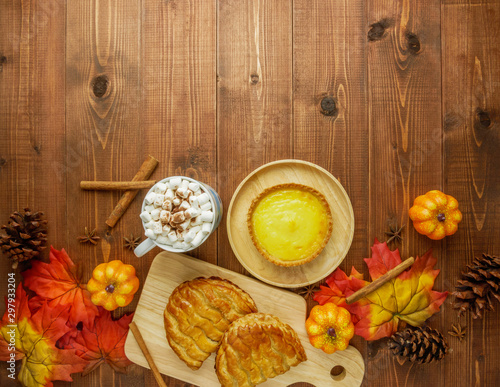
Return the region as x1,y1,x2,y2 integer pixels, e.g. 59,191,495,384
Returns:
81,180,156,190
105,155,159,228
129,322,167,387
346,257,415,305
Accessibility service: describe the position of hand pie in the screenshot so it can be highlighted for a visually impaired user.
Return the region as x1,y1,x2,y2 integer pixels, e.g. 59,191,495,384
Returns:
216,313,307,386
164,277,258,370
247,183,333,267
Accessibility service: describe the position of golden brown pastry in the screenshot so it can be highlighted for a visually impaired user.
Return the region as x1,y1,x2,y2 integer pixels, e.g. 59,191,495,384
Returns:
164,277,258,370
216,313,307,386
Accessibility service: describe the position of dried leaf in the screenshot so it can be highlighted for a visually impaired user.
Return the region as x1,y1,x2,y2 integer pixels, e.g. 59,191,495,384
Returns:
58,307,133,374
22,246,99,328
0,285,86,387
314,239,448,341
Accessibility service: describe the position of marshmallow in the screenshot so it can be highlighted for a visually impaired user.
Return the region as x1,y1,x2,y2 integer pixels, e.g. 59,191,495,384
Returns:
151,208,161,221
172,197,181,207
169,177,182,190
165,188,175,200
176,186,190,199
144,204,155,213
189,196,199,208
191,216,203,226
179,200,191,211
176,229,184,241
144,220,156,229
172,241,183,249
200,211,213,223
153,221,163,234
200,201,212,211
162,224,171,233
154,194,165,207
201,222,212,234
188,182,200,192
190,225,201,234
184,229,197,243
185,207,200,220
171,212,185,223
162,199,173,211
181,241,191,250
145,192,156,205
160,210,171,223
156,235,170,245
154,182,167,194
140,211,152,223
167,231,178,242
177,219,191,231
145,229,157,240
181,179,190,189
197,193,210,205
191,230,205,247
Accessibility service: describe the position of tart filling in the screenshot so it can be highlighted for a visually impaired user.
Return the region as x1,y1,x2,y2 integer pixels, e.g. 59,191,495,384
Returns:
247,184,333,266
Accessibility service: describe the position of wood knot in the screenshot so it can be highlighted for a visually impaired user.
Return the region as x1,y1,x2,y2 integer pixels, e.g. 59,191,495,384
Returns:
476,109,492,128
91,75,109,98
320,96,338,117
0,157,6,167
368,19,392,41
0,55,6,72
250,74,259,85
406,32,421,54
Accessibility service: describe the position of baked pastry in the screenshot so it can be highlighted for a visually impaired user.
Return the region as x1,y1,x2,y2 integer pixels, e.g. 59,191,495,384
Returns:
164,277,258,370
216,313,307,387
247,183,333,266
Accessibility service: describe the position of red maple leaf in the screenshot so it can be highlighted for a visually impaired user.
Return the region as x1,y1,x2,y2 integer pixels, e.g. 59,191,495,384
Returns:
314,239,448,340
58,307,133,375
22,246,99,328
0,285,87,387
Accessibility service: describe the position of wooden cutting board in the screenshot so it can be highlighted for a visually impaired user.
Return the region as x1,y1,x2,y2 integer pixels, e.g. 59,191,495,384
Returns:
124,252,365,386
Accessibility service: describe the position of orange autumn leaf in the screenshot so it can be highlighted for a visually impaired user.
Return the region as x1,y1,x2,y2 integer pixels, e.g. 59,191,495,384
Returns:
22,246,98,327
314,239,448,341
58,307,133,375
0,285,87,387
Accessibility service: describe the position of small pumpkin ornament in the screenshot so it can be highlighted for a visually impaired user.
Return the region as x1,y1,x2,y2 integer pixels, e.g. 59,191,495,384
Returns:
409,190,462,240
305,303,354,354
87,260,140,311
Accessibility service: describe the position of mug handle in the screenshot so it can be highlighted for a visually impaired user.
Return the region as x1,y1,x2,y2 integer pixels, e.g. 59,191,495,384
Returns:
134,238,156,257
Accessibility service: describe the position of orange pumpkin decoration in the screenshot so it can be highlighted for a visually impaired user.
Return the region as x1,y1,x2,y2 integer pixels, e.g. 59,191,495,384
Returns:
409,190,462,240
305,303,354,354
87,260,140,311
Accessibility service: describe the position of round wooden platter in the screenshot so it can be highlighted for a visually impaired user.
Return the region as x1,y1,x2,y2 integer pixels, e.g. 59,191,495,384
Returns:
227,159,355,288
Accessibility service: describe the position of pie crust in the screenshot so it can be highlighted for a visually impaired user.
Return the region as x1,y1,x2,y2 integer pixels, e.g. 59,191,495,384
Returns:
247,183,333,267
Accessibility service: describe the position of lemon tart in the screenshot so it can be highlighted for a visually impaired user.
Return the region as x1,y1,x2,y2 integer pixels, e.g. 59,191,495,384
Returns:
247,184,333,267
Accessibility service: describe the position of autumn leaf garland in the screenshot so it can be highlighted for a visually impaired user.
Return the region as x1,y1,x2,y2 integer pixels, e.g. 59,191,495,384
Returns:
314,239,448,341
0,247,133,387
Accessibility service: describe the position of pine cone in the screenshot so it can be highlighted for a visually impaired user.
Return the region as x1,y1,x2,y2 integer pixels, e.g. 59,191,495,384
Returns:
453,254,500,319
0,208,48,269
388,326,448,365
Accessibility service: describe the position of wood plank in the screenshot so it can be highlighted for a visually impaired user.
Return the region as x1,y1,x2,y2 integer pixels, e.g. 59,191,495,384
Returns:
217,0,293,274
442,1,500,386
367,0,443,385
292,0,369,318
141,0,217,385
65,1,144,385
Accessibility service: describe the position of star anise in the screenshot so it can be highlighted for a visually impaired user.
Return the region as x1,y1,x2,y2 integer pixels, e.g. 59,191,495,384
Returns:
448,323,467,341
123,233,141,250
385,223,404,244
296,284,319,300
77,227,100,245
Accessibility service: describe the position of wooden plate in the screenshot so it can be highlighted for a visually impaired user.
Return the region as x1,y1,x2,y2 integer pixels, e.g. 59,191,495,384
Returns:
124,251,365,386
227,160,354,288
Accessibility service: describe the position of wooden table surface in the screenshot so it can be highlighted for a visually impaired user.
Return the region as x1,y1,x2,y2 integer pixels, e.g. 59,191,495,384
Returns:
1,0,499,386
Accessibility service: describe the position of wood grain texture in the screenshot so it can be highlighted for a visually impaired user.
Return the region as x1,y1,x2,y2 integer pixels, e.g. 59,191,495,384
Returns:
292,0,370,365
442,1,500,386
217,0,293,274
65,1,144,386
367,0,444,385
